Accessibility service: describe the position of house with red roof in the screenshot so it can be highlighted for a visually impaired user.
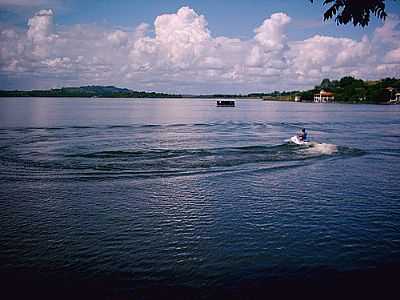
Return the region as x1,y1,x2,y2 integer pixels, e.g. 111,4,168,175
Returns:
314,90,335,103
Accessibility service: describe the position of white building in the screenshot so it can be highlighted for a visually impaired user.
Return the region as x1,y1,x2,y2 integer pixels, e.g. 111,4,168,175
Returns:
314,90,335,103
389,92,400,103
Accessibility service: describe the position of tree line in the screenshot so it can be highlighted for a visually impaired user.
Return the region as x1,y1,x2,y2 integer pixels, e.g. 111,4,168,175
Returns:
1,78,399,103
299,76,400,103
0,86,182,98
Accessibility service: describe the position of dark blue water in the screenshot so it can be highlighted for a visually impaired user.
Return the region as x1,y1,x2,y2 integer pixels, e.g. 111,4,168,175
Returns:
1,98,400,298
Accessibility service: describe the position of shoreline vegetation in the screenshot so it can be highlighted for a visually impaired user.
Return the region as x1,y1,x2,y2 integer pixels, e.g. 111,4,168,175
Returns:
0,76,399,104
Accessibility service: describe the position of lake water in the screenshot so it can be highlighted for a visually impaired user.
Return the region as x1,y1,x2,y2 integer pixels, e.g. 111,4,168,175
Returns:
1,98,400,298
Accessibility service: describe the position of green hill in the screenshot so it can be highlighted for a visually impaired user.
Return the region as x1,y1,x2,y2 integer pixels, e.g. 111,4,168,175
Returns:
0,86,181,98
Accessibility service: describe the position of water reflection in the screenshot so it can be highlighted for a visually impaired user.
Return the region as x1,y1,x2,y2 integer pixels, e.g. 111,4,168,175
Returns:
1,98,400,298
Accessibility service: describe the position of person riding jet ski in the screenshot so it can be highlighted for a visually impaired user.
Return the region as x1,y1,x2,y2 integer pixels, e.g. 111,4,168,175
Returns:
297,128,308,141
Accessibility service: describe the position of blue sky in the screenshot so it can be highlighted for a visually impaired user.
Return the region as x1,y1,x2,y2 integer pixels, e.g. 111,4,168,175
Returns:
0,0,399,92
5,0,397,39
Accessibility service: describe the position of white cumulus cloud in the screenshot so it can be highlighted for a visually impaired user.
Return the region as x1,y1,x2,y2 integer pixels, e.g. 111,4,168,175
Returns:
0,6,399,92
385,48,400,63
27,9,57,57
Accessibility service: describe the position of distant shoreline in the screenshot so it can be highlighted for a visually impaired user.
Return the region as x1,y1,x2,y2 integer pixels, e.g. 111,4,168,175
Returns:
0,86,259,100
1,96,398,105
1,76,399,105
0,95,260,99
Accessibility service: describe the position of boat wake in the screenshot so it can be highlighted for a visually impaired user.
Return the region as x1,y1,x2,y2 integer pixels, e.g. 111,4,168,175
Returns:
0,138,363,181
306,142,338,155
286,138,339,155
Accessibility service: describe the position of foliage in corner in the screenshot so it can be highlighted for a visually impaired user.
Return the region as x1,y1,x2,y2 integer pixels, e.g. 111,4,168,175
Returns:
310,0,388,27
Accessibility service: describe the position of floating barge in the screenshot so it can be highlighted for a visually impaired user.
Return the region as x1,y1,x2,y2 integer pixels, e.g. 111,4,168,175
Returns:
216,100,235,107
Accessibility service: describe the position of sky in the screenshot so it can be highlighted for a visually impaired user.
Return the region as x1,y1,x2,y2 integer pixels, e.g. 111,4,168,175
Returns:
0,0,399,93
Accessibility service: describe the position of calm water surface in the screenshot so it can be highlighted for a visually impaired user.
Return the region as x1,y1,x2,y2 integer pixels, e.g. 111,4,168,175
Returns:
0,98,400,298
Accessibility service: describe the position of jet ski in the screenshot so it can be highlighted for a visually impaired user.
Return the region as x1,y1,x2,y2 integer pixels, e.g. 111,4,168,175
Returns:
290,135,310,145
